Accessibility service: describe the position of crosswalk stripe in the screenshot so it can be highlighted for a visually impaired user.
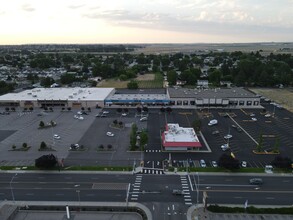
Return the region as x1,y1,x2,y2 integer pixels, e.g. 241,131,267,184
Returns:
185,202,192,205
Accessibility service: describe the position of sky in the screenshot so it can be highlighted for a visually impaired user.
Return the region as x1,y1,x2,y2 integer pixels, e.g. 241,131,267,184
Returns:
1,0,293,44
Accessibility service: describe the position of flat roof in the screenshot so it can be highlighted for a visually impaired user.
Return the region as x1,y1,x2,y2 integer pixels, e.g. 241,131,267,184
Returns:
162,123,201,147
168,87,258,99
106,93,169,102
0,88,115,101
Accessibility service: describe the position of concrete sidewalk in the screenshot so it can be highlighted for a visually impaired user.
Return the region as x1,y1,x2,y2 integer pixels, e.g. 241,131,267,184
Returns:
0,201,152,220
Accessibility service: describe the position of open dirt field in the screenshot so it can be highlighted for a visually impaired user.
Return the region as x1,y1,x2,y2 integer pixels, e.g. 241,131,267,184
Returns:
97,74,156,88
249,88,293,112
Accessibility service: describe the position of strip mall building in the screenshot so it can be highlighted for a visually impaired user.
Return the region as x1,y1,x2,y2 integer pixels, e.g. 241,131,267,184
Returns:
0,87,261,109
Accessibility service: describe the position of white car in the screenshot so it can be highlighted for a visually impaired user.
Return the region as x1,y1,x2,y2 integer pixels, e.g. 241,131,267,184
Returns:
106,132,114,137
140,117,148,122
224,134,232,139
122,113,127,116
103,111,109,114
212,161,218,167
74,115,79,119
200,159,206,168
53,134,61,139
221,143,230,151
241,161,247,168
208,119,218,126
77,111,83,115
251,117,257,121
78,116,84,120
250,113,255,117
265,114,271,118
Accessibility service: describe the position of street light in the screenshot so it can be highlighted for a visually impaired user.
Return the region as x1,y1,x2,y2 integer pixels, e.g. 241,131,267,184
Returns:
10,173,17,203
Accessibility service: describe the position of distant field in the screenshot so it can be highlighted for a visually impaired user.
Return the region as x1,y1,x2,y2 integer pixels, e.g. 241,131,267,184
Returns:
97,73,163,89
249,88,293,112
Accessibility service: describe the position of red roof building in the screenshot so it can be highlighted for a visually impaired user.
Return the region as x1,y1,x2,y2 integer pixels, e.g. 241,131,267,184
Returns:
162,123,202,151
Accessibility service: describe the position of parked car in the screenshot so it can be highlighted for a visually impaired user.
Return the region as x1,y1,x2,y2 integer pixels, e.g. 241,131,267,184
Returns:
241,161,247,168
212,161,218,167
70,144,79,150
251,117,257,121
212,130,219,135
208,119,218,126
122,113,127,116
265,114,271,118
140,117,148,122
102,111,109,114
200,159,206,168
224,134,233,139
249,178,263,185
53,134,61,139
106,132,114,137
250,113,255,117
221,144,230,151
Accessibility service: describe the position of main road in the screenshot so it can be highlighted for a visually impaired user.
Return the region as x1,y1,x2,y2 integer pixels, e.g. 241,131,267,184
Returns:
0,172,292,219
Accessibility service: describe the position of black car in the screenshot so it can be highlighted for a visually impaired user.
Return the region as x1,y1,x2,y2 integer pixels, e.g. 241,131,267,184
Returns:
249,178,263,185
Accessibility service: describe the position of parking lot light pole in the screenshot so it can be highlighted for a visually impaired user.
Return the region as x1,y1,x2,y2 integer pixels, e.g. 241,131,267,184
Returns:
10,173,17,203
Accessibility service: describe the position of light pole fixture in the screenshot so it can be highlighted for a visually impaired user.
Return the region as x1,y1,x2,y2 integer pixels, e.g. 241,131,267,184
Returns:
10,173,18,203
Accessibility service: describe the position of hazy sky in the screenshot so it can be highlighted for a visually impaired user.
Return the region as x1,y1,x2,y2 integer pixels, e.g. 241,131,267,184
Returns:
1,0,293,44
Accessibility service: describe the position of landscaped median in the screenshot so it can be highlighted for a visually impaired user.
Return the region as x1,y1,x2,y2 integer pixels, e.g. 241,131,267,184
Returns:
207,204,293,215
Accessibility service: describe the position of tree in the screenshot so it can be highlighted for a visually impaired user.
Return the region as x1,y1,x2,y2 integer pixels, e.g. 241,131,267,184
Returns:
99,144,104,150
123,108,129,113
127,80,138,89
218,153,240,170
117,108,122,113
40,141,47,150
118,121,123,127
40,76,55,88
130,123,138,149
39,121,45,128
113,119,118,125
271,156,292,169
136,107,142,114
139,131,148,149
107,144,113,150
192,119,202,132
273,137,280,153
142,106,148,113
166,107,172,114
167,70,177,85
35,154,57,169
256,132,264,152
12,145,16,150
22,143,28,149
160,107,165,113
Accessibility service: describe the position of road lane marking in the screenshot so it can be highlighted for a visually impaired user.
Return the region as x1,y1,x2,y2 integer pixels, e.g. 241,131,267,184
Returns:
266,197,275,200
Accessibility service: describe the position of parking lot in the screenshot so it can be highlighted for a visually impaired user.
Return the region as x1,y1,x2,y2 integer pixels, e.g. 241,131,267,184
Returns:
0,104,292,170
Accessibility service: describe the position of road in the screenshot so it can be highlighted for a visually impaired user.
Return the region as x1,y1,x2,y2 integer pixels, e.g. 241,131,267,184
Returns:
0,172,292,219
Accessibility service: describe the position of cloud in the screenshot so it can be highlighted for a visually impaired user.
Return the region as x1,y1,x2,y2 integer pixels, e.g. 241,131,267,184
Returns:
21,4,35,12
82,8,293,39
68,4,85,10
